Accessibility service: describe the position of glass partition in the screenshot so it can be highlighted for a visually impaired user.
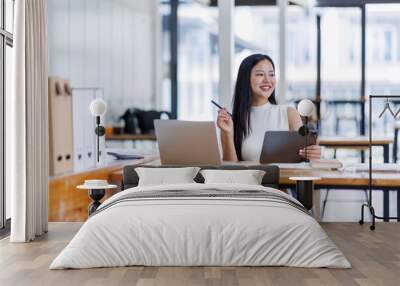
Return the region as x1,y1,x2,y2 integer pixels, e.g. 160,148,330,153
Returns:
177,1,218,120
234,6,279,87
160,3,172,113
366,4,400,138
286,6,316,104
320,7,362,136
5,0,13,33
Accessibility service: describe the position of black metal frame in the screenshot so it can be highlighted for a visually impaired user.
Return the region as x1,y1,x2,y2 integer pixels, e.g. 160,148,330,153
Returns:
359,95,400,231
209,0,307,6
88,189,106,216
94,116,105,163
0,218,10,239
170,0,178,119
316,15,321,131
360,4,366,135
315,0,400,7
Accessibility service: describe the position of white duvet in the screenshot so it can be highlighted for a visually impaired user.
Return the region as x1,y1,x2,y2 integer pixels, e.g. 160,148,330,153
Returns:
50,183,351,269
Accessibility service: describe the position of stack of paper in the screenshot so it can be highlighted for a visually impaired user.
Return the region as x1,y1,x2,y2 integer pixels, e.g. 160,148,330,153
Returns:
347,163,400,173
310,159,343,170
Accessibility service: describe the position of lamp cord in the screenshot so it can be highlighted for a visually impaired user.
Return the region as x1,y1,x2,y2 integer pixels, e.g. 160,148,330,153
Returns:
305,117,308,162
96,116,100,163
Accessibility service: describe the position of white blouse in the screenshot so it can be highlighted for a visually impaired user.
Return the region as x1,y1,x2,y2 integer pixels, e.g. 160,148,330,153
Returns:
241,102,289,161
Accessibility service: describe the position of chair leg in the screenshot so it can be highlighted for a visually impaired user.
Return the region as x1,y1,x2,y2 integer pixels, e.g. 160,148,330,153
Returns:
355,118,359,134
322,189,330,219
335,118,340,134
288,187,296,198
363,189,368,202
393,128,398,163
363,189,372,221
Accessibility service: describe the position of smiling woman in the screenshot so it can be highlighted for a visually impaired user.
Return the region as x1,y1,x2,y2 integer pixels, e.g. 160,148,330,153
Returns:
216,54,321,162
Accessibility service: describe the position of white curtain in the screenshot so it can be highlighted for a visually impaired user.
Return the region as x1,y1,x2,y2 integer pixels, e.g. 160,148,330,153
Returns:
9,0,49,242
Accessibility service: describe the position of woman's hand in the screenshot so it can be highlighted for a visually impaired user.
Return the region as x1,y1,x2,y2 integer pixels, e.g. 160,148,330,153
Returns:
299,144,321,160
217,108,234,136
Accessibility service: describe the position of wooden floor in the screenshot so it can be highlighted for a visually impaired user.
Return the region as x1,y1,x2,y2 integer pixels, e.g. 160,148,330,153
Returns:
0,223,399,286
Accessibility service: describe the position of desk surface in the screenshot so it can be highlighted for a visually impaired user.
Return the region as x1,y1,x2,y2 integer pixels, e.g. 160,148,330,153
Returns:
105,134,157,141
105,134,393,146
279,167,400,187
318,136,393,146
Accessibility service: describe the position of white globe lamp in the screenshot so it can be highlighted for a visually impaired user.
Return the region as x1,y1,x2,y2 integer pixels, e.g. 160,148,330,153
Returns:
297,99,315,162
89,98,107,162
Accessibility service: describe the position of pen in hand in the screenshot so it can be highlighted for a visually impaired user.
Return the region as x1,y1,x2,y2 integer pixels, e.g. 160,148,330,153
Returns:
211,100,232,117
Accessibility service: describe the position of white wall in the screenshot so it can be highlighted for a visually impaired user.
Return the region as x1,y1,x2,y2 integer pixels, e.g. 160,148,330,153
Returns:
47,0,159,124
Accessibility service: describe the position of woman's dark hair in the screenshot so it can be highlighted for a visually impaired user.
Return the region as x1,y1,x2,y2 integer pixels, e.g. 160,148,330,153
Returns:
232,54,277,160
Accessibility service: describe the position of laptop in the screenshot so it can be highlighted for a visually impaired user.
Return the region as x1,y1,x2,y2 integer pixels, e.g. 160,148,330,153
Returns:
154,120,222,165
259,131,317,164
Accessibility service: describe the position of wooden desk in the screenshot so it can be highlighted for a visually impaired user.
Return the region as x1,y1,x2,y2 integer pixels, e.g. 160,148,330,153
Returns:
110,162,400,221
279,167,400,187
279,165,400,221
105,134,157,141
49,155,158,222
318,136,393,163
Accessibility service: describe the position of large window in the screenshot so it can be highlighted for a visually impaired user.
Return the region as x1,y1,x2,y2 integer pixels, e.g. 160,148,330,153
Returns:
1,0,14,231
286,6,316,103
234,5,317,104
177,1,218,120
366,4,400,137
319,7,362,136
234,6,280,86
160,2,172,113
161,0,219,120
162,2,400,141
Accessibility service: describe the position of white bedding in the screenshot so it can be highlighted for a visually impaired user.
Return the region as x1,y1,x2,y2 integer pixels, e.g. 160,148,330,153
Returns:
50,183,351,269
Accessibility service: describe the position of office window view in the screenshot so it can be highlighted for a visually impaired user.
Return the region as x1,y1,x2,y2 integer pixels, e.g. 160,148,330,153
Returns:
163,2,400,141
367,4,400,136
161,1,219,120
234,5,314,104
1,0,14,230
177,3,219,120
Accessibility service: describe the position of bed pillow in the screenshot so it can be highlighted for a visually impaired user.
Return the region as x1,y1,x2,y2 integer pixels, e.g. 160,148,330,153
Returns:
200,169,266,185
135,167,201,186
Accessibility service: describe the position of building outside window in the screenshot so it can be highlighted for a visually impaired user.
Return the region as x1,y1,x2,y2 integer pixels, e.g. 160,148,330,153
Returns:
161,1,400,147
367,4,400,137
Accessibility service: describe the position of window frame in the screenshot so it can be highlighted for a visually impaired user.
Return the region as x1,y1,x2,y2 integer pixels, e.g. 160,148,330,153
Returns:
0,0,13,233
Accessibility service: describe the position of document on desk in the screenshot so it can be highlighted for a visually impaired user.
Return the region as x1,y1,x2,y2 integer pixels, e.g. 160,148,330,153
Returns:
274,163,313,170
275,160,343,170
345,163,400,173
310,159,343,170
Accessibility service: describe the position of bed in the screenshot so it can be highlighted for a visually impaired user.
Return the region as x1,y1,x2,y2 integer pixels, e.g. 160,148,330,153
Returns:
50,165,350,269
